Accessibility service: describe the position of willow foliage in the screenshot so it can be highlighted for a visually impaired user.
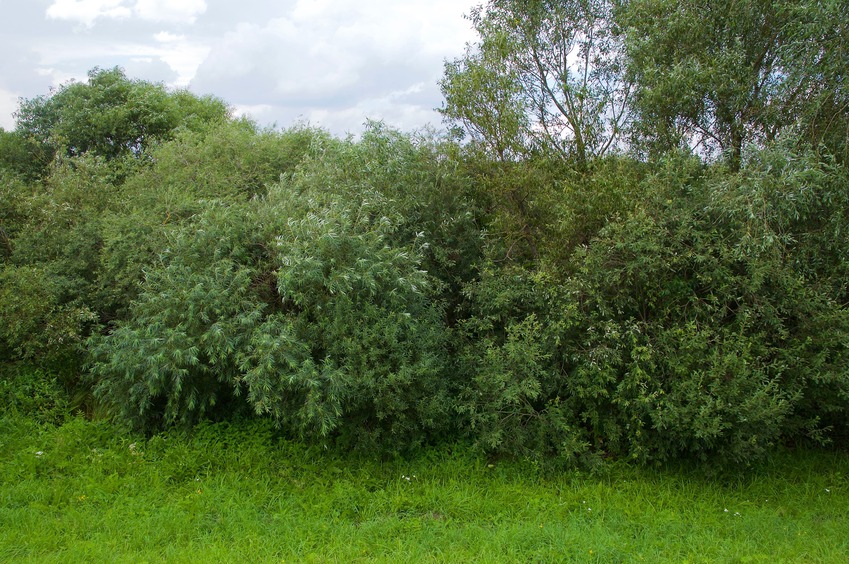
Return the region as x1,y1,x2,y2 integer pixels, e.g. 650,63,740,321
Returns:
88,127,467,449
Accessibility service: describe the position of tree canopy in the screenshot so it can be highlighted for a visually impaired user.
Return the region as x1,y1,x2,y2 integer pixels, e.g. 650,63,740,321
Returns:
13,67,229,174
441,0,630,167
441,0,849,169
622,0,849,168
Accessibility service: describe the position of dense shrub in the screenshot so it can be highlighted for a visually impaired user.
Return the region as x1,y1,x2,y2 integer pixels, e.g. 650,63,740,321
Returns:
454,264,589,462
0,265,96,367
2,64,847,468
94,121,323,321
450,145,849,466
560,147,849,463
0,364,71,425
88,130,464,449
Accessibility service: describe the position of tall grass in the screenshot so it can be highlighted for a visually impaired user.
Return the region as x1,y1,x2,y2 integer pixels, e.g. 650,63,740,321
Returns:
1,414,847,562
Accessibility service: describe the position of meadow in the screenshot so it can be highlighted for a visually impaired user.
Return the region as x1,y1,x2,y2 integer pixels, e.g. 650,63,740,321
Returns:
2,414,847,562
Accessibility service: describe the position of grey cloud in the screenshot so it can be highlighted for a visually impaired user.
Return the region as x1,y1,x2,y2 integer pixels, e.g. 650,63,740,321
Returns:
44,0,208,26
121,57,179,85
1,0,478,134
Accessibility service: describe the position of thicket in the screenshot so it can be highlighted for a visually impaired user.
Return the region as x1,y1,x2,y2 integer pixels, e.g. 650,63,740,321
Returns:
2,0,847,467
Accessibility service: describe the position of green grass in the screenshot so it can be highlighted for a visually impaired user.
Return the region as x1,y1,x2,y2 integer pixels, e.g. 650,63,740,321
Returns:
1,415,847,562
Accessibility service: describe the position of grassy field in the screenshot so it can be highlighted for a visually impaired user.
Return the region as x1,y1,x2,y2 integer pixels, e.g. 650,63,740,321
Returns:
1,415,847,562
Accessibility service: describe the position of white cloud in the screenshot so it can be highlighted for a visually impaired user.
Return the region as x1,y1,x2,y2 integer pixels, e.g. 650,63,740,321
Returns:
152,32,211,87
302,82,441,134
190,0,478,133
0,88,19,130
232,103,274,122
46,0,132,27
192,1,476,99
31,33,210,89
35,67,88,88
153,31,184,43
133,0,207,24
45,0,207,27
285,0,475,64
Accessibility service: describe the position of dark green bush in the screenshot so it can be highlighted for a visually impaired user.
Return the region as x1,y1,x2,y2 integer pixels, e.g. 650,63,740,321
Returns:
89,130,460,449
93,122,322,321
0,129,50,181
560,146,849,464
0,364,71,425
88,202,267,429
454,264,589,462
0,265,96,367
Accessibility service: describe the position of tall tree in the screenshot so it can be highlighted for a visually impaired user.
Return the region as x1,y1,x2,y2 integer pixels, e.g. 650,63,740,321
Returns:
440,0,630,168
782,0,849,161
622,0,849,169
14,67,229,167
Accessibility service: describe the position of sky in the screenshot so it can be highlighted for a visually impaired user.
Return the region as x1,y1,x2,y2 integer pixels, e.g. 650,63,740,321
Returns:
0,0,480,135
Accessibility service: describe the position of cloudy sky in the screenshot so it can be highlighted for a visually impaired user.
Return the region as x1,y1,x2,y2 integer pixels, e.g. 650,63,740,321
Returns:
0,0,480,135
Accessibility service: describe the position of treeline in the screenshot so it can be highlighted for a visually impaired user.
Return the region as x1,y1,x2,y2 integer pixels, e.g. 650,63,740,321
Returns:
1,0,847,466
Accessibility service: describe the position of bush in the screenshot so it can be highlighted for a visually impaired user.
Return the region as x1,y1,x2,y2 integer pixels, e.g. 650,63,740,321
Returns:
0,364,71,425
560,147,849,464
455,264,589,462
89,129,459,449
0,265,95,367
